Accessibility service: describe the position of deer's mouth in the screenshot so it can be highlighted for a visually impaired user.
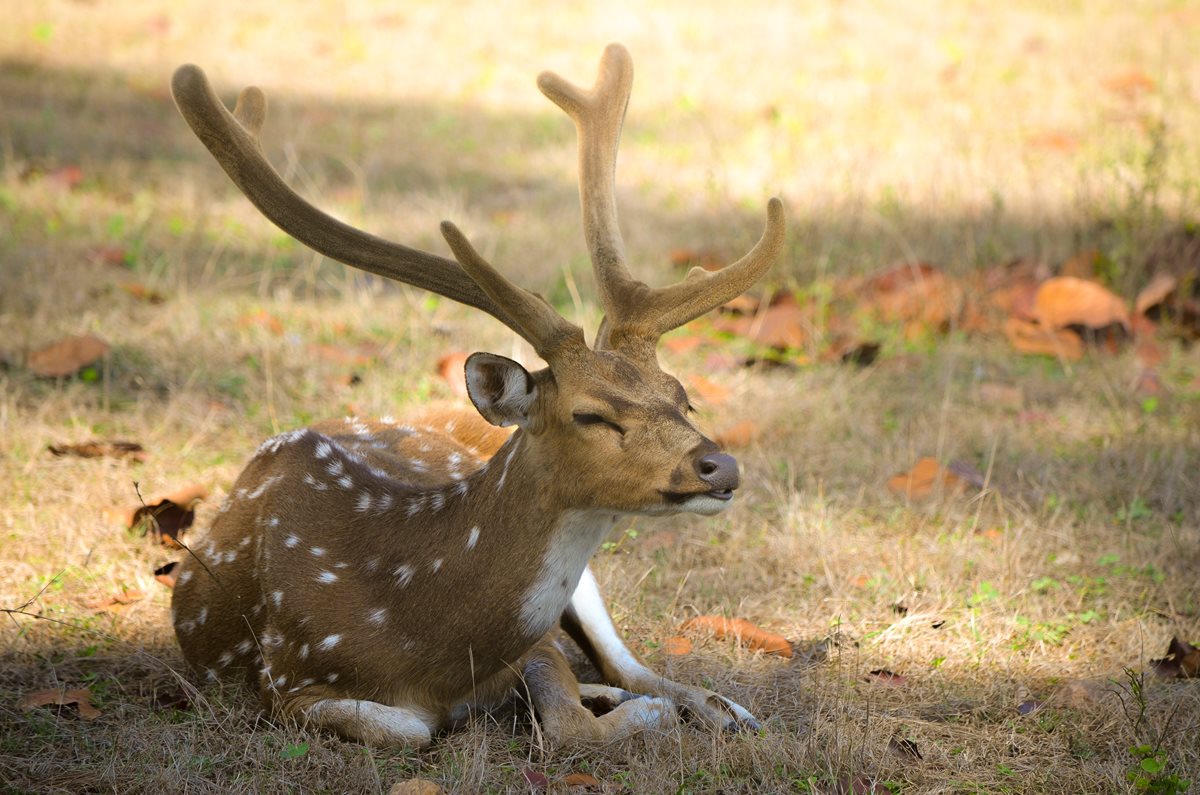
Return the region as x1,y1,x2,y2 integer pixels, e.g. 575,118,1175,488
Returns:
661,488,735,505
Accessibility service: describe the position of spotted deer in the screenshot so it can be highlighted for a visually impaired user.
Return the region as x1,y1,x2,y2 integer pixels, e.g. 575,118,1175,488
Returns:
169,43,785,747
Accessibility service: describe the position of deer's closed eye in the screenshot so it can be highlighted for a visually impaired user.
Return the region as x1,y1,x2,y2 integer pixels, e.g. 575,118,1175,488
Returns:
573,413,625,434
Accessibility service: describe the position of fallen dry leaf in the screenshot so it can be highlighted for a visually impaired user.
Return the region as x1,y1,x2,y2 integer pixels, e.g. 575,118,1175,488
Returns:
1135,273,1179,316
1103,69,1156,99
436,352,471,399
680,615,792,658
713,420,759,449
721,294,761,314
1004,317,1084,361
859,261,961,330
865,669,907,687
83,588,145,609
88,245,129,267
48,440,147,462
688,375,730,405
153,561,180,588
124,485,208,547
561,773,602,790
886,457,964,499
308,342,381,366
20,688,101,720
151,686,191,712
1034,276,1129,331
1053,678,1109,708
1150,636,1200,679
661,636,693,656
28,334,109,377
715,301,807,349
662,334,706,354
119,282,165,304
669,247,724,271
888,735,923,759
1025,130,1079,152
522,768,550,790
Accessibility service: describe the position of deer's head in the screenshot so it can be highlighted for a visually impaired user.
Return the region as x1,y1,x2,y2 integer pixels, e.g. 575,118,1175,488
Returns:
172,44,785,517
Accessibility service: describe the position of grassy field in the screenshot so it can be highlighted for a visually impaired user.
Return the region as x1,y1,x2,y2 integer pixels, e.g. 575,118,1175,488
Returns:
2,1,1199,792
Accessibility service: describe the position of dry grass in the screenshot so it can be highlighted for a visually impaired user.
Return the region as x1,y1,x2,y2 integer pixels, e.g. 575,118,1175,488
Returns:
3,2,1200,793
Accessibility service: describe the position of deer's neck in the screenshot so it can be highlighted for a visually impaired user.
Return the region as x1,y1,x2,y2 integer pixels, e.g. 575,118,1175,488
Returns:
368,432,621,643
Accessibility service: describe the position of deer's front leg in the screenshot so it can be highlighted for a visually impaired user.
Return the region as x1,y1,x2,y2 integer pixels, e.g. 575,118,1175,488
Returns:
561,567,760,733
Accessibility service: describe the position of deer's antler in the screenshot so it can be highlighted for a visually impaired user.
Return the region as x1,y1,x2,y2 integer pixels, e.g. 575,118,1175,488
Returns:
171,65,581,359
538,44,786,351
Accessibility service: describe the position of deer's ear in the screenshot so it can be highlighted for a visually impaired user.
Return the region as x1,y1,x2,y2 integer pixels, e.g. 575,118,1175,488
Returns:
464,353,537,428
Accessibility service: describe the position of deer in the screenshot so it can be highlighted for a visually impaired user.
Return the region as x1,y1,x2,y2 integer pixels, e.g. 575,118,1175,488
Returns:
169,43,785,748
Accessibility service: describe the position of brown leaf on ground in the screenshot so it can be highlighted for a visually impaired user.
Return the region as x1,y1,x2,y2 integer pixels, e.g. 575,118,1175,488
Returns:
713,420,759,449
20,688,101,720
125,485,209,547
48,440,147,462
83,588,145,610
669,247,724,271
822,337,881,366
688,375,730,405
1150,637,1200,679
153,561,179,588
680,616,793,658
721,294,760,314
119,282,165,304
1052,678,1109,708
1134,338,1166,369
662,334,706,354
1103,69,1156,99
28,334,109,377
1025,130,1079,152
1004,317,1084,361
858,261,961,330
1132,368,1165,398
561,773,602,790
522,769,550,790
661,636,693,656
47,165,85,190
436,352,471,399
715,301,807,349
388,781,446,795
865,669,907,687
886,457,964,499
1034,276,1130,330
88,245,129,267
1135,273,1179,316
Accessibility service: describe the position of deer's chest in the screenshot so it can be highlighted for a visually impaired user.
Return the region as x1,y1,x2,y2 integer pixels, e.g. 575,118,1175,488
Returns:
517,511,621,639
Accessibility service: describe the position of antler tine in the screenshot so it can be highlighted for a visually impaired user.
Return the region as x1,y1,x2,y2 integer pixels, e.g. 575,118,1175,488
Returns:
172,65,523,329
628,196,787,341
537,43,637,312
440,222,585,359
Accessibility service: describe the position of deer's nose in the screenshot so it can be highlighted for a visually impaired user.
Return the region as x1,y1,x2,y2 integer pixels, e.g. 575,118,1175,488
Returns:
696,452,739,492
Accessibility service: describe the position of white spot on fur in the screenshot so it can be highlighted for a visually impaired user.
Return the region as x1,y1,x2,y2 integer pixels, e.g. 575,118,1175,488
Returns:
267,516,280,527
310,546,325,557
325,672,339,683
236,639,253,655
317,571,338,584
245,474,283,500
406,497,424,518
393,564,414,587
410,458,428,472
454,481,469,497
304,472,329,491
326,458,344,477
239,536,252,548
355,491,373,512
380,415,395,425
271,590,283,607
178,569,193,585
496,440,519,492
218,650,234,667
430,492,445,512
284,534,300,548
314,440,333,459
376,492,394,512
364,557,380,574
272,675,288,689
197,607,208,625
298,643,309,660
337,475,354,489
467,526,480,550
318,634,341,651
367,607,387,626
430,558,443,573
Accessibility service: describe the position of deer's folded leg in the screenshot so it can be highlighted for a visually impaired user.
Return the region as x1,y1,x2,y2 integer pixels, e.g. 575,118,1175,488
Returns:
522,637,672,745
562,567,760,733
